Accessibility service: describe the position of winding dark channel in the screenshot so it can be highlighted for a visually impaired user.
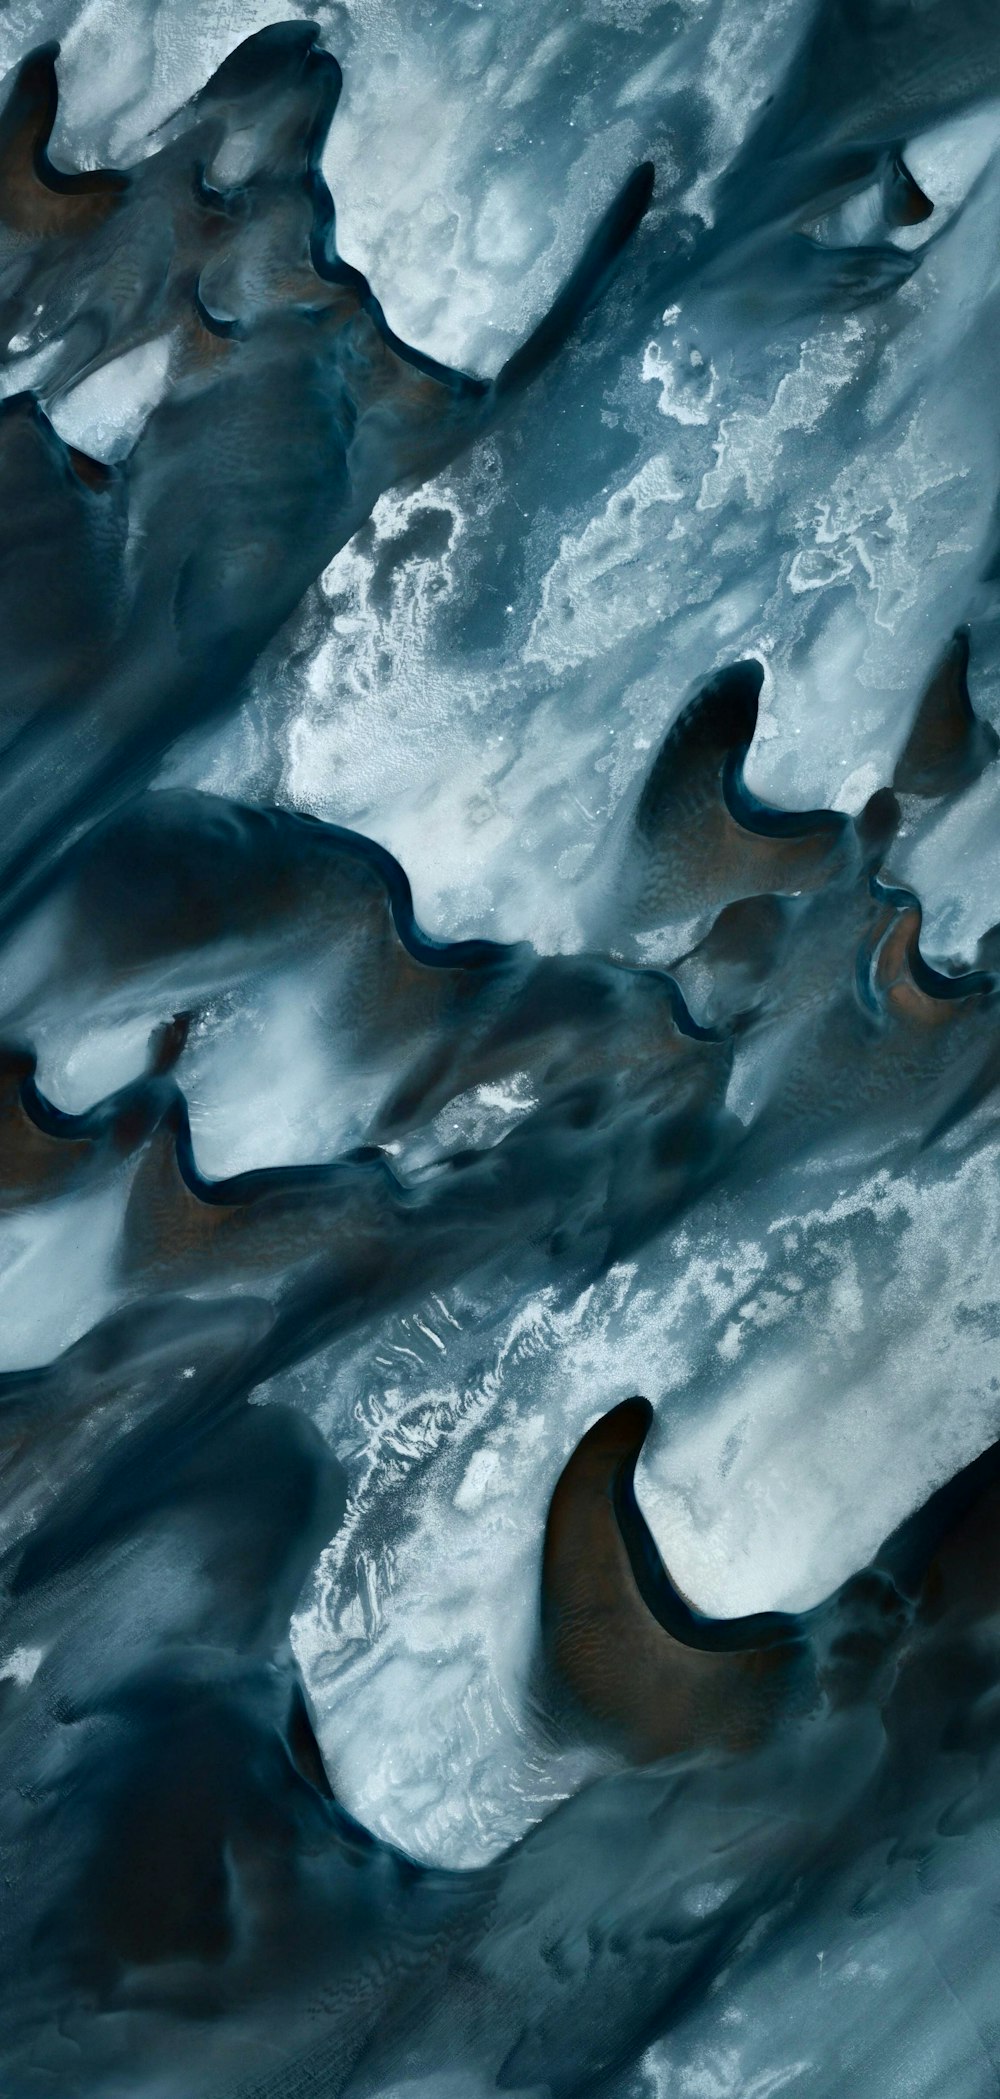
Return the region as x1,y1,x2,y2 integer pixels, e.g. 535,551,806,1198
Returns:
3,14,1000,2099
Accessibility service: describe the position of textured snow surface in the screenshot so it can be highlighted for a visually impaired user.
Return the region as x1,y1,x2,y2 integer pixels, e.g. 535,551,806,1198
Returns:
3,3,1000,2096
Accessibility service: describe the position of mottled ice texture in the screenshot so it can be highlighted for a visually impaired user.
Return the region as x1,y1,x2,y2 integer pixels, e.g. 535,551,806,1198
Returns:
3,5,1000,2099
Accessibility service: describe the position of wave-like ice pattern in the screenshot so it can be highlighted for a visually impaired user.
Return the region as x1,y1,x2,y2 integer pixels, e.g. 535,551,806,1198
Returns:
3,7,1000,2098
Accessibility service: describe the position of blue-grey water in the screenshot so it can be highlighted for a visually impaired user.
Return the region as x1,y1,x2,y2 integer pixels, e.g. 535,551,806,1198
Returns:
2,3,1000,2094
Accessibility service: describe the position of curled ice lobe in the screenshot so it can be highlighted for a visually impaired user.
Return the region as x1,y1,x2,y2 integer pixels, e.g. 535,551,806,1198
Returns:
3,8,1000,2099
0,25,651,926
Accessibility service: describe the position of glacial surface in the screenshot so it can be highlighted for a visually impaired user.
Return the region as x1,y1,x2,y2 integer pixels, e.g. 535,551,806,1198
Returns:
2,4,1000,2097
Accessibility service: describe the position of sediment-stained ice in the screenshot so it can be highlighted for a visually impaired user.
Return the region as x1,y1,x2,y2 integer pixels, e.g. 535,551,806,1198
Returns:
3,6,1000,2098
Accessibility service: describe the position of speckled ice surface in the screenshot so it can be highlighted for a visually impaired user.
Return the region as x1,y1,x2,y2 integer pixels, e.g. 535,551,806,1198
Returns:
3,5,1000,2097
